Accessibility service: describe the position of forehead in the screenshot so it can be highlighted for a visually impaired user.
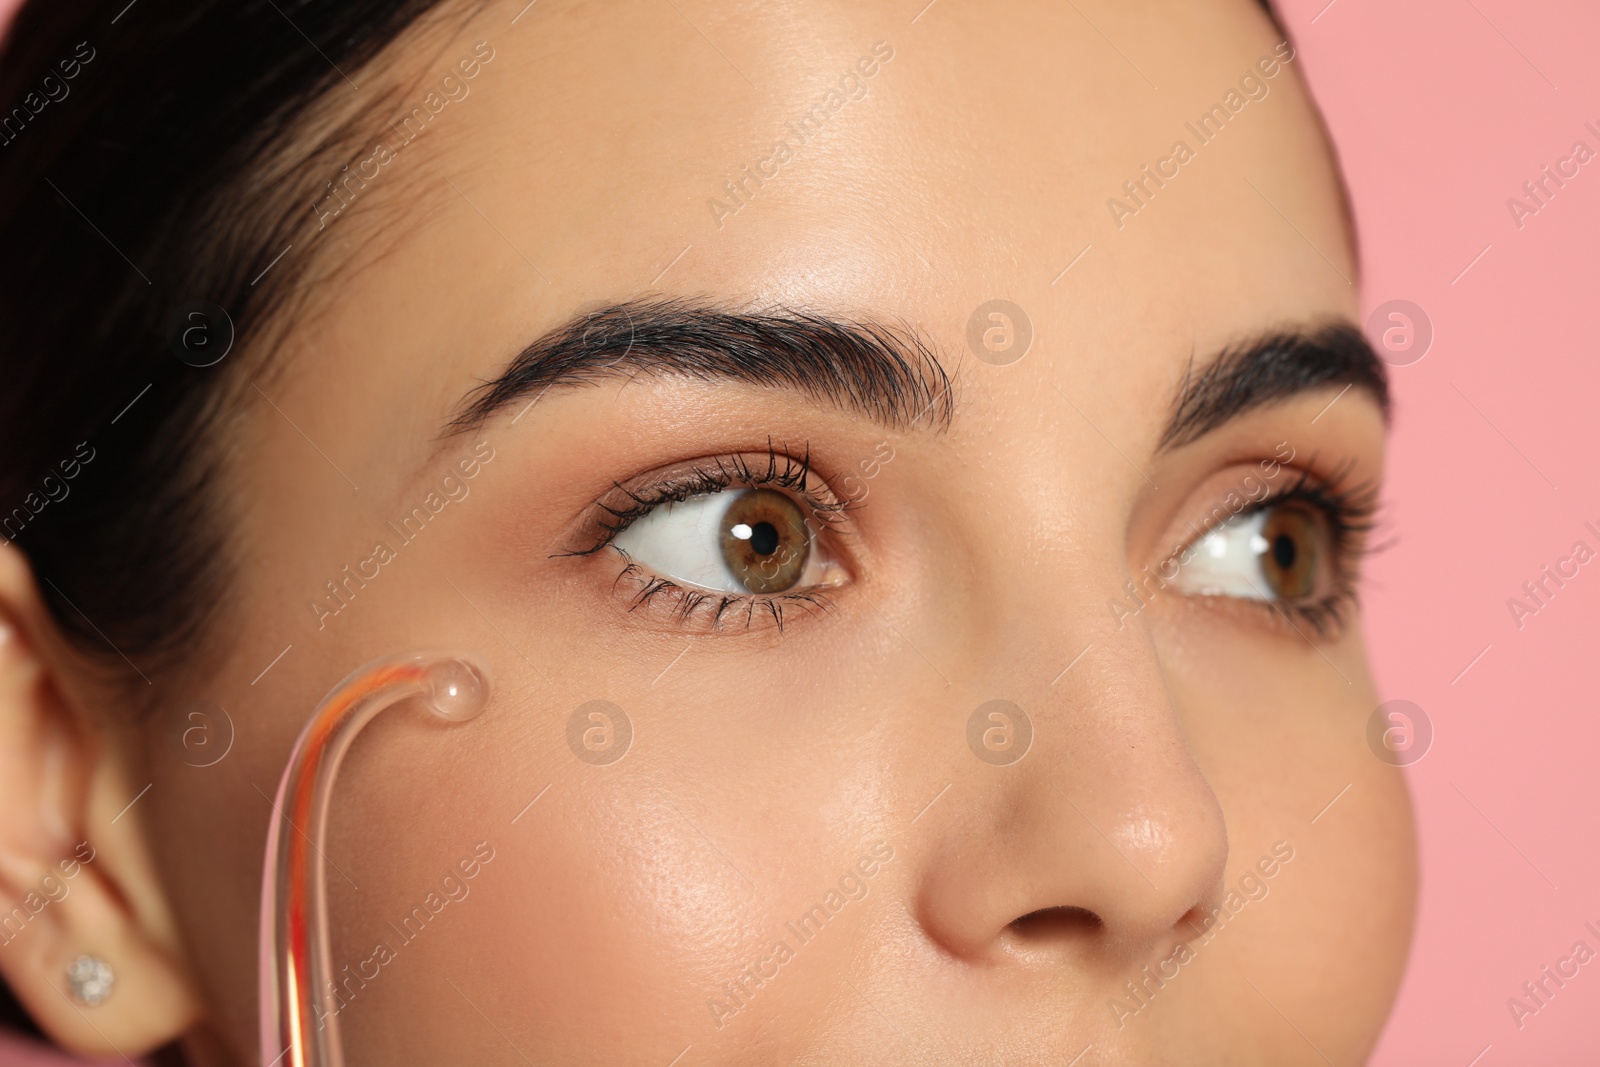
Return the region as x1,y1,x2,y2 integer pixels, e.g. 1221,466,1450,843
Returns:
282,0,1354,462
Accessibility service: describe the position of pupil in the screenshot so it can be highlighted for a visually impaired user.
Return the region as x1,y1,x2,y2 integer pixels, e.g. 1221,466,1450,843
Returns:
1272,533,1296,570
749,521,779,555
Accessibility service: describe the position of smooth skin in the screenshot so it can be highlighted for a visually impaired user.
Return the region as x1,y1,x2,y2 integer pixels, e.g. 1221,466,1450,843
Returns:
0,0,1416,1063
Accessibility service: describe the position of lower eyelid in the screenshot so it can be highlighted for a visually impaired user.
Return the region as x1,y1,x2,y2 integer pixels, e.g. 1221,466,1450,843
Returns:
1185,588,1358,641
608,555,838,632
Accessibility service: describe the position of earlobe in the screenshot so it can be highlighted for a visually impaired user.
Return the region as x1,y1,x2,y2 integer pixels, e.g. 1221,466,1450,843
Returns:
0,545,203,1057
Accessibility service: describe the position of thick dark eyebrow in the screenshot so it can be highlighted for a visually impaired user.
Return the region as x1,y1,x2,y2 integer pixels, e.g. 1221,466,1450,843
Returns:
1158,323,1389,451
448,298,955,435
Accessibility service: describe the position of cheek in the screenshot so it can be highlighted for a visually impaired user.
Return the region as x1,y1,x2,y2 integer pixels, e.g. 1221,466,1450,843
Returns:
1149,605,1416,1058
1233,770,1416,1057
321,665,893,1063
457,788,753,1054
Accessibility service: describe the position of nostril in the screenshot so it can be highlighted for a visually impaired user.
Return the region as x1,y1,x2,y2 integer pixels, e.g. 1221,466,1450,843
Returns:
1007,905,1103,943
1176,904,1214,942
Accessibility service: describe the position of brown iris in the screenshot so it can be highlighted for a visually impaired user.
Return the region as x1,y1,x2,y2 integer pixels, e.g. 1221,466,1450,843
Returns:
1259,503,1320,600
720,489,810,593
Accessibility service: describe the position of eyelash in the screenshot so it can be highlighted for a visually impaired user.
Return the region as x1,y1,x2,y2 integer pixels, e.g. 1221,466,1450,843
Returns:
1188,459,1380,638
559,443,853,631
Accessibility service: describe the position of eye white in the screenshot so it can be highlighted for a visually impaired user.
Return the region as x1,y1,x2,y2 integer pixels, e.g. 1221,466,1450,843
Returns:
1170,509,1275,600
612,492,747,593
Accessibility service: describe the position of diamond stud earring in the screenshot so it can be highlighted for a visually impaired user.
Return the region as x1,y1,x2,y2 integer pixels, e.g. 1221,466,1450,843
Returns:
66,955,113,1006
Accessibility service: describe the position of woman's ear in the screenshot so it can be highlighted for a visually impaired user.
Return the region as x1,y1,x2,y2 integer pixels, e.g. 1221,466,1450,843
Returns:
0,543,203,1057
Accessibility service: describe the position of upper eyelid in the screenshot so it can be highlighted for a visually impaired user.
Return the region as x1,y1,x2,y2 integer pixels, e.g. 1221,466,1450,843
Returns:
562,449,854,558
1165,457,1374,560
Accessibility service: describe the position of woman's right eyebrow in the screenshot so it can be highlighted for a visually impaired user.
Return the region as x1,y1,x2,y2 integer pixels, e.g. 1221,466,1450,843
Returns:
446,298,956,437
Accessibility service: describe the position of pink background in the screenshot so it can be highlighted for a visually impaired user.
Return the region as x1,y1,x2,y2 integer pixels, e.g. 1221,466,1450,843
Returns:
1286,0,1600,1063
2,0,1597,1064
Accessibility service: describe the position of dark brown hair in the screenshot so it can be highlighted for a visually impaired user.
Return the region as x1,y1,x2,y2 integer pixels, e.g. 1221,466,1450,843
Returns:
0,0,457,689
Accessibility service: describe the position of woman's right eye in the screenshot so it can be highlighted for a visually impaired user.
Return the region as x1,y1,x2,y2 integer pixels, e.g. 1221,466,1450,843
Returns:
610,487,844,596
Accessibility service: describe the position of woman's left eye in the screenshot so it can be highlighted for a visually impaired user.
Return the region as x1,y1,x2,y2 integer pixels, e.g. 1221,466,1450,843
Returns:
611,487,843,595
1170,501,1328,603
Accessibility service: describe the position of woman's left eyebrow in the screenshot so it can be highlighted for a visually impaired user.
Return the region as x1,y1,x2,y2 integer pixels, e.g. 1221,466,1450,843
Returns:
1158,323,1390,451
446,298,956,436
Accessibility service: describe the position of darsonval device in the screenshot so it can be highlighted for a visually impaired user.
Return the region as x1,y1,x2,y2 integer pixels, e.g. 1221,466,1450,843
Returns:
258,652,490,1067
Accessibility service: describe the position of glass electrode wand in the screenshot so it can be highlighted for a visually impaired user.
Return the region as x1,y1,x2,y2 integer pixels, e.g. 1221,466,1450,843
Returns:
257,652,490,1067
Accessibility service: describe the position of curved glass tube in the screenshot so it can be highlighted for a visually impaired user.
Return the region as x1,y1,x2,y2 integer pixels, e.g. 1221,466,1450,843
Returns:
258,651,490,1067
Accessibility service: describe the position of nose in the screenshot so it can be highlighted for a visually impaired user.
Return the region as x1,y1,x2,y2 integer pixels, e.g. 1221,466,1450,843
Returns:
914,633,1229,967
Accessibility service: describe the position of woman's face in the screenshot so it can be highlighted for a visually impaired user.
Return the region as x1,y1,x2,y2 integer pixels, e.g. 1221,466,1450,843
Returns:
111,0,1414,1062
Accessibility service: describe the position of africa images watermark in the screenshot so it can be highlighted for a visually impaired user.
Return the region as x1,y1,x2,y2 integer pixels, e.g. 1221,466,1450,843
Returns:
312,40,497,229
0,841,97,950
1505,119,1600,230
312,840,497,1029
1,440,95,541
1107,440,1296,629
706,41,895,230
309,440,496,629
0,39,95,149
707,840,896,1030
1111,840,1296,1028
1505,918,1600,1031
1505,519,1599,630
1105,40,1297,230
